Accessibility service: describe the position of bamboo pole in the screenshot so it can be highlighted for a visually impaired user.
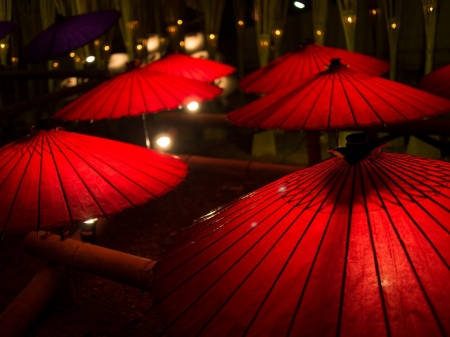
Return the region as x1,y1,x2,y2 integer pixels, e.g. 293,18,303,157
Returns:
202,0,225,60
0,0,12,65
312,0,330,46
381,0,404,80
271,0,289,59
232,0,245,80
422,0,438,75
337,0,357,51
114,0,136,60
253,0,277,67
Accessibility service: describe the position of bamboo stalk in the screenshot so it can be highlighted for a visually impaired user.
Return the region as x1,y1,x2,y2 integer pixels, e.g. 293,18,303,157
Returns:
422,0,438,74
382,0,403,80
202,0,225,60
312,0,330,46
337,0,357,51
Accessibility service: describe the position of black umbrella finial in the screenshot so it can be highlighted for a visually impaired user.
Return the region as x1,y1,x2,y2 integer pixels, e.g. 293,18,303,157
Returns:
328,132,383,165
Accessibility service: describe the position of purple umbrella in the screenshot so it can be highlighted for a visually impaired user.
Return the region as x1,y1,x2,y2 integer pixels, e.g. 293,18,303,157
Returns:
0,21,16,40
19,10,120,63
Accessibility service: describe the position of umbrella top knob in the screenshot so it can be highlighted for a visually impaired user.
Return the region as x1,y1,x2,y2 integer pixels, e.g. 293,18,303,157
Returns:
329,58,345,69
329,132,378,165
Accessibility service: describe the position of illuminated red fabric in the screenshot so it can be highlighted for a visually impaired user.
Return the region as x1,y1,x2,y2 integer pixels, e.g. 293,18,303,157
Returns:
145,53,236,82
53,68,222,121
228,64,450,130
151,151,450,336
239,43,390,94
420,63,450,99
0,129,187,234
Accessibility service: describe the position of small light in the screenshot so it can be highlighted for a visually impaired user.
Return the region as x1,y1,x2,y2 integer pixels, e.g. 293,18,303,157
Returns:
347,16,353,23
75,57,81,62
156,136,171,148
371,9,377,15
391,23,397,29
209,34,215,40
0,44,5,49
84,218,97,224
11,57,17,62
428,6,433,12
316,30,322,36
294,1,305,9
275,29,281,36
53,62,59,68
177,19,183,25
86,56,95,63
80,218,98,243
136,44,143,50
238,20,244,26
70,52,75,57
168,25,177,33
180,41,185,46
187,101,199,111
104,45,110,51
94,40,100,46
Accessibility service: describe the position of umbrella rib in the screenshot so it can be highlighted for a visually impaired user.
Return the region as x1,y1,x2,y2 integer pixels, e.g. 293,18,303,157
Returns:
359,160,392,337
298,75,330,130
339,71,388,125
165,161,337,251
286,163,352,336
53,134,160,203
47,134,112,218
327,71,336,129
36,135,44,232
159,161,348,335
154,160,338,270
366,159,447,335
336,70,358,128
1,134,41,238
56,133,172,197
369,158,450,265
138,71,173,111
108,72,135,119
336,165,358,337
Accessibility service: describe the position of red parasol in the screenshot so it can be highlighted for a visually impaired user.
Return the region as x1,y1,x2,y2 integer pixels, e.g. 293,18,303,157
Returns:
150,133,450,337
239,42,390,94
144,53,236,83
53,66,223,121
420,63,450,99
0,128,187,236
19,10,120,63
228,59,450,130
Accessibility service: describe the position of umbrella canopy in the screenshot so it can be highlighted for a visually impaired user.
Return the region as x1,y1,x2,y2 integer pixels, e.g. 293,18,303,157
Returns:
145,53,236,83
150,133,450,337
228,59,450,130
0,21,16,40
239,42,390,94
53,67,223,121
19,10,120,63
0,128,187,235
420,63,450,99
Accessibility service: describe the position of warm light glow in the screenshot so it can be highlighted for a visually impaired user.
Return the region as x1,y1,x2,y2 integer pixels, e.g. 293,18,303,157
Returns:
347,16,353,23
136,44,143,50
104,45,110,51
0,44,5,49
11,57,17,62
86,56,95,63
294,1,305,9
70,52,75,57
187,101,199,112
75,57,81,62
147,35,160,52
168,25,177,33
84,218,98,224
316,30,322,36
238,20,244,26
209,34,215,40
94,40,100,46
184,32,205,52
275,29,281,36
428,6,434,12
180,41,185,47
53,62,59,68
391,23,397,29
260,40,269,46
156,136,171,149
177,19,183,25
371,9,377,15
